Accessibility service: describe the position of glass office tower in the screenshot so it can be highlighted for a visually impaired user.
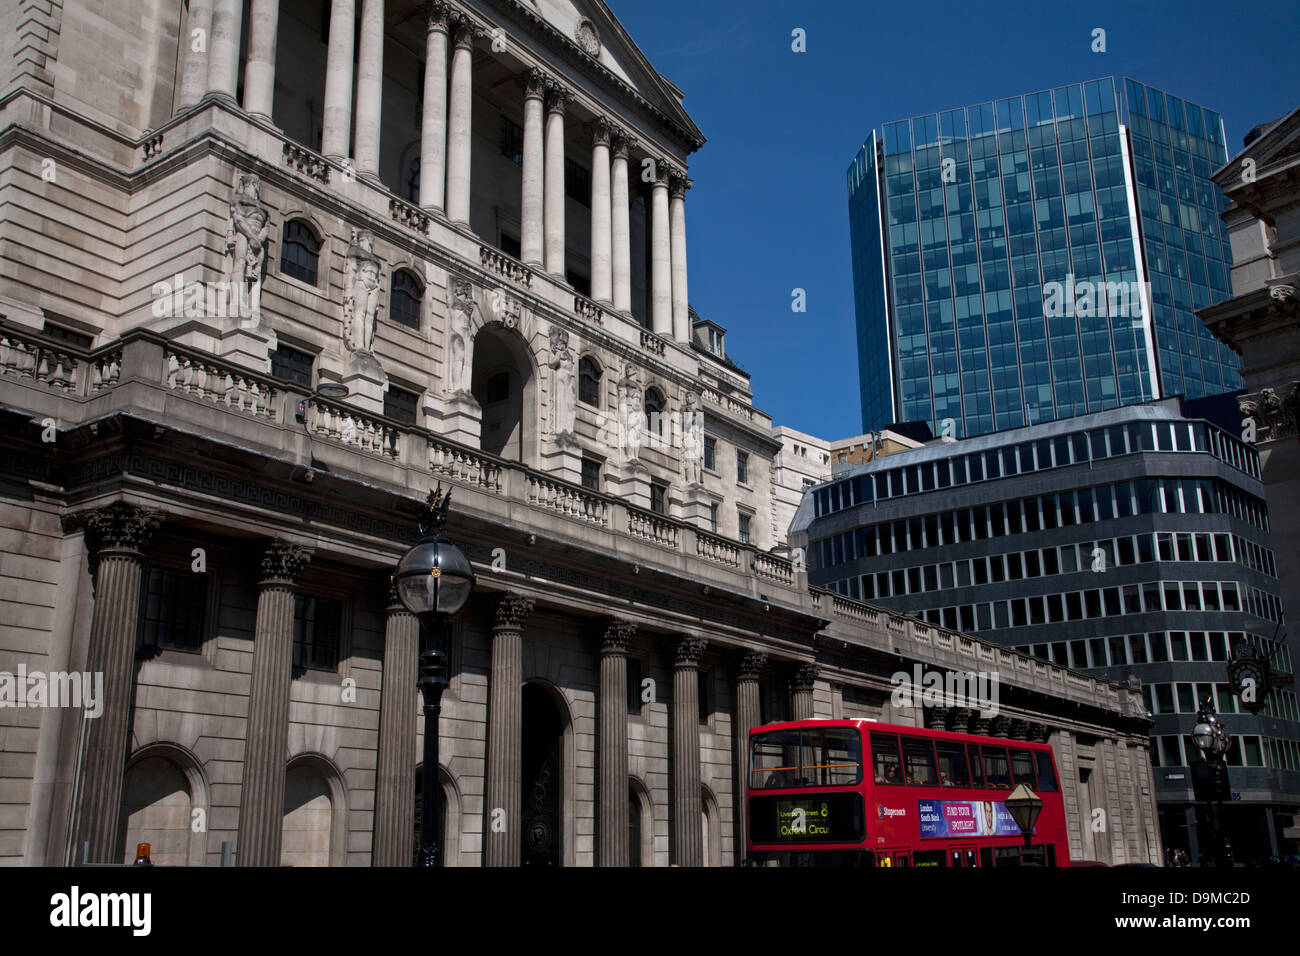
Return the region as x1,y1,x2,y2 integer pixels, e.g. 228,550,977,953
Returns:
848,77,1243,438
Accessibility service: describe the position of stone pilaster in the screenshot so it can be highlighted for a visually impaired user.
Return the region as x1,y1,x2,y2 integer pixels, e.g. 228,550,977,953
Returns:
354,0,385,179
599,618,635,866
321,0,356,160
519,68,547,266
791,661,818,720
178,0,213,110
419,2,451,211
544,83,572,277
610,132,635,314
669,171,691,343
237,539,312,866
484,592,533,866
372,582,419,866
242,0,280,120
733,649,766,864
650,160,672,336
445,15,477,225
589,117,614,305
672,635,707,866
63,504,162,863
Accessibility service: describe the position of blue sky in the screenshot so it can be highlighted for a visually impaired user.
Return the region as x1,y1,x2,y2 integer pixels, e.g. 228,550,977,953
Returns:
608,0,1300,440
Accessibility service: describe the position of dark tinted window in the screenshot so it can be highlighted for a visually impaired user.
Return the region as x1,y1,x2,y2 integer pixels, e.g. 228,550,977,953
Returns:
389,270,422,329
936,743,970,787
293,595,341,670
1009,749,1037,787
902,737,938,786
383,385,418,425
139,566,206,652
280,220,321,285
271,344,313,387
1034,751,1059,791
872,733,903,785
981,746,1012,789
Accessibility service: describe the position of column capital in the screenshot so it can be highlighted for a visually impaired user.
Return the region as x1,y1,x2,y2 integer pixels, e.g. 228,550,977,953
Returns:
63,503,163,559
519,66,547,100
650,158,674,187
737,649,767,681
545,81,573,115
791,661,819,691
259,539,312,586
611,129,637,160
587,116,613,147
601,618,636,655
669,172,693,200
674,635,707,667
495,591,534,630
450,12,480,49
385,576,411,615
425,0,452,32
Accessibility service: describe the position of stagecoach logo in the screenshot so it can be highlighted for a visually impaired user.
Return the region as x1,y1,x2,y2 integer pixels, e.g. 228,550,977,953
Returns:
889,665,999,718
876,804,906,820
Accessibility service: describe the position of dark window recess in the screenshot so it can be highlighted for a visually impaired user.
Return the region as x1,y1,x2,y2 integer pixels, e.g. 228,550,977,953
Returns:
41,322,93,348
650,482,667,515
738,512,751,545
565,158,590,206
579,357,601,406
384,386,419,425
280,220,321,285
581,457,601,491
389,271,422,329
698,670,710,723
500,115,523,165
704,436,717,471
406,158,420,205
500,233,522,260
293,595,341,671
271,344,314,388
139,566,206,652
627,658,643,713
567,271,591,297
484,371,509,404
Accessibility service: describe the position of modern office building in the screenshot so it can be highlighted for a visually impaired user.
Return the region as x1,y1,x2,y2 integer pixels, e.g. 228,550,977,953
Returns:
848,77,1243,440
792,398,1300,861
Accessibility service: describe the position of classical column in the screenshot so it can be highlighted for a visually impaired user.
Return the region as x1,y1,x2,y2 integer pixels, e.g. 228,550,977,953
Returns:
791,662,818,720
484,592,533,866
372,582,420,866
354,0,385,180
650,161,673,336
733,650,766,865
589,117,614,305
669,172,692,343
242,0,280,120
205,0,243,102
610,132,634,313
177,0,213,110
599,618,635,866
519,68,547,266
672,635,707,866
321,0,356,160
543,83,571,278
419,2,450,211
237,539,312,867
444,15,476,226
63,504,161,863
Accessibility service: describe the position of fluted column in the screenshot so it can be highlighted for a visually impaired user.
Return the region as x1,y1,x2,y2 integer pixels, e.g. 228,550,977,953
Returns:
485,592,533,866
445,16,476,226
733,650,766,865
206,0,243,102
598,619,635,866
589,118,614,305
354,0,385,180
321,0,356,160
242,0,280,120
669,172,691,342
237,540,312,867
544,83,571,277
178,0,213,110
673,635,707,866
63,504,161,863
611,132,634,313
650,161,673,336
519,68,547,266
372,583,420,866
791,662,818,720
418,2,450,211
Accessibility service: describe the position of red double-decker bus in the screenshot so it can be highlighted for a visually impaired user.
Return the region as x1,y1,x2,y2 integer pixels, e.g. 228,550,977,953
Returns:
747,718,1071,867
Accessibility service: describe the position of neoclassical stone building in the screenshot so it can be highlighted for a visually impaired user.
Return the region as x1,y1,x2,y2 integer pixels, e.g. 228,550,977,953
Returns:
0,0,1159,866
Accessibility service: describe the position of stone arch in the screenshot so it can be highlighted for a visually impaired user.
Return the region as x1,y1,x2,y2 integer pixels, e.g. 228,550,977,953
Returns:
628,775,654,867
520,678,576,867
118,742,209,866
282,752,348,867
414,763,463,867
701,784,723,867
472,322,540,466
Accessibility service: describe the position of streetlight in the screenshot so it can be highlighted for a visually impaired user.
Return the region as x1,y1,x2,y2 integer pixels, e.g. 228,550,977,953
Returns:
393,486,475,867
1192,697,1232,868
1005,783,1044,854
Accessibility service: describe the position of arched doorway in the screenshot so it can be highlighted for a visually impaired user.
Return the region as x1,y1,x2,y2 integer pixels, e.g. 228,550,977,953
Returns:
521,682,565,866
412,767,456,866
282,755,346,867
471,325,535,463
118,752,200,866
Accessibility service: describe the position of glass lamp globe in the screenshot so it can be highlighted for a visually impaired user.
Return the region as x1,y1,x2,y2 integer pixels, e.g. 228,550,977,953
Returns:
1192,721,1214,753
394,535,475,617
1211,725,1231,755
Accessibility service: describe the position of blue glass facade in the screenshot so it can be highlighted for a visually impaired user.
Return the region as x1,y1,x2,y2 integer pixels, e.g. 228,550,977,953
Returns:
847,77,1242,439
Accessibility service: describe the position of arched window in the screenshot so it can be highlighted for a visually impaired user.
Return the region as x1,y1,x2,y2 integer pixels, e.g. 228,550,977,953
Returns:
579,356,601,407
280,220,321,285
644,387,665,435
390,269,423,330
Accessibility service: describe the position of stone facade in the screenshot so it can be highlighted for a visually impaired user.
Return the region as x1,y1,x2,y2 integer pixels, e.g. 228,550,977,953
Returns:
0,0,1158,866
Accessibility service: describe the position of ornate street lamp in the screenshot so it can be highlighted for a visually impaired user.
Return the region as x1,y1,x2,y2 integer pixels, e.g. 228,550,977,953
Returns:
1005,783,1043,850
393,486,475,867
1192,697,1232,868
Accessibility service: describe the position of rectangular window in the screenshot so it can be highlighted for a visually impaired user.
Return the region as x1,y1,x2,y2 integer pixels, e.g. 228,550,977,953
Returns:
738,511,752,545
499,115,523,165
709,503,719,533
737,451,749,485
980,746,1012,789
627,658,643,713
966,744,986,788
293,595,341,671
383,385,419,425
704,437,717,471
139,566,206,652
698,670,710,723
872,733,904,786
581,457,602,491
565,157,591,206
902,737,939,786
271,344,313,388
650,481,667,516
935,744,970,787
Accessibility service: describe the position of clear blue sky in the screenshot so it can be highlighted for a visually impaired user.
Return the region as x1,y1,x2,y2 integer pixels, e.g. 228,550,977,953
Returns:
609,0,1300,440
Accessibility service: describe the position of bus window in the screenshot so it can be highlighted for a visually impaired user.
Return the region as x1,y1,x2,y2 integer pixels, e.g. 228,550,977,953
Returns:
1009,749,1037,788
936,743,970,788
966,743,985,788
809,728,863,786
872,733,903,785
901,737,938,786
751,730,801,789
1034,751,1060,792
981,746,1012,789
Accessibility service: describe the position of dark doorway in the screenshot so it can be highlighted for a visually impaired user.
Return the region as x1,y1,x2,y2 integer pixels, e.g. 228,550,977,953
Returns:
471,327,532,462
521,683,564,866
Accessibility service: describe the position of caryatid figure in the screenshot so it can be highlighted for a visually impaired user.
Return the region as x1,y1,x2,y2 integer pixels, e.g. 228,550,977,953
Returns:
548,326,576,437
447,277,476,395
343,229,383,354
225,173,271,327
618,362,643,461
681,389,704,485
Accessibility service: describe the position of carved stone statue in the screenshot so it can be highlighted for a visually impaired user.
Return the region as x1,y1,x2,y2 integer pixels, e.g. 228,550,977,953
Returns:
618,362,643,461
681,389,704,485
447,277,476,395
1240,384,1300,443
343,228,383,354
225,173,270,329
548,326,576,437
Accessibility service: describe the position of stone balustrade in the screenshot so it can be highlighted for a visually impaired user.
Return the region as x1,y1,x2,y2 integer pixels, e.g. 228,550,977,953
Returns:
627,507,678,548
480,246,533,289
389,197,430,236
164,348,278,421
429,439,503,493
700,385,755,422
0,330,81,392
527,474,608,527
282,142,330,183
753,551,795,587
573,293,604,325
639,328,666,357
308,398,399,460
696,530,741,568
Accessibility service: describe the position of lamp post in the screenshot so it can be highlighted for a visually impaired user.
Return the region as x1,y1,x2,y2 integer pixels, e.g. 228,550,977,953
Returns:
392,486,475,867
1192,697,1232,868
1005,783,1044,858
